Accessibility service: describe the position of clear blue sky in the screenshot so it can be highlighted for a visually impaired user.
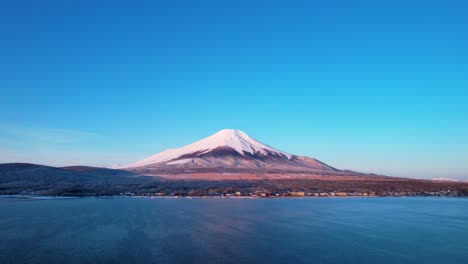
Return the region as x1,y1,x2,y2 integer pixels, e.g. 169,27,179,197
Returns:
1,0,467,179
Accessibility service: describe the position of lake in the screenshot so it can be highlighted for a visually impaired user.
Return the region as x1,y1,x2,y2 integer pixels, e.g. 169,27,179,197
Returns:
0,197,467,264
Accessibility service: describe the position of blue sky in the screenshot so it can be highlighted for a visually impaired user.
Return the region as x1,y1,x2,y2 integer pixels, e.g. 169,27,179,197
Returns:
1,0,467,179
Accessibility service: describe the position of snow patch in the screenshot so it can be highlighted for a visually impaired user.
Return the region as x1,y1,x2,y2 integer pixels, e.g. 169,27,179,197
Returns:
166,158,193,165
432,177,460,182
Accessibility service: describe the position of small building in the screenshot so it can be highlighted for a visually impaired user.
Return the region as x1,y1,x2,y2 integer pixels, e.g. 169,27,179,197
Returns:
291,191,305,197
335,192,348,196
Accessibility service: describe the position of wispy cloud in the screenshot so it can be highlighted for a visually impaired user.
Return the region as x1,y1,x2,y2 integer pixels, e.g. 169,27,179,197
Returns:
0,149,139,167
0,124,142,167
0,124,97,145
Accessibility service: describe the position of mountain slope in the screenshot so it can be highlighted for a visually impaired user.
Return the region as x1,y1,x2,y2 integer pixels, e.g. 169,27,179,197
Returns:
0,163,138,184
0,163,158,196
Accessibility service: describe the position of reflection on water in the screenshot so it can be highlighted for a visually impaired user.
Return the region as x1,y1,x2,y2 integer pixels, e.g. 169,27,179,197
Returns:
0,197,467,264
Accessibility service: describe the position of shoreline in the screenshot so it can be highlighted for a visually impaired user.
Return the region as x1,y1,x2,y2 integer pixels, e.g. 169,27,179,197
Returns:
1,194,466,200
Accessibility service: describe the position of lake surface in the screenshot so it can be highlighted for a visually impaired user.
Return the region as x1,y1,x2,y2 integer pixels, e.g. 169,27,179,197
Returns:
0,197,467,264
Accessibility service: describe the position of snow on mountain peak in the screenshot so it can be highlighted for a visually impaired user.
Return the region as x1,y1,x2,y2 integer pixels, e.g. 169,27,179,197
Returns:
202,129,291,157
121,129,292,168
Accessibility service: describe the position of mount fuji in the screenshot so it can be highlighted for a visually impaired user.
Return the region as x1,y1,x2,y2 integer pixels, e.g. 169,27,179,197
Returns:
118,129,374,179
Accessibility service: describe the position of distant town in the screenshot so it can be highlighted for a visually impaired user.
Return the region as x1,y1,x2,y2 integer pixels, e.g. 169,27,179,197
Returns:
117,189,466,199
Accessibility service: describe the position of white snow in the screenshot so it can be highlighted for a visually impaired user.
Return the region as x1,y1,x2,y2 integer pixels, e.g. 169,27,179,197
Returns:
432,177,460,182
120,129,292,168
166,158,193,165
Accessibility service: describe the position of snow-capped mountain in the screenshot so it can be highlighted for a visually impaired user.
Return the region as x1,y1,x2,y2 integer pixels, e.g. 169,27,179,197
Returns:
118,129,346,176
123,129,292,168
